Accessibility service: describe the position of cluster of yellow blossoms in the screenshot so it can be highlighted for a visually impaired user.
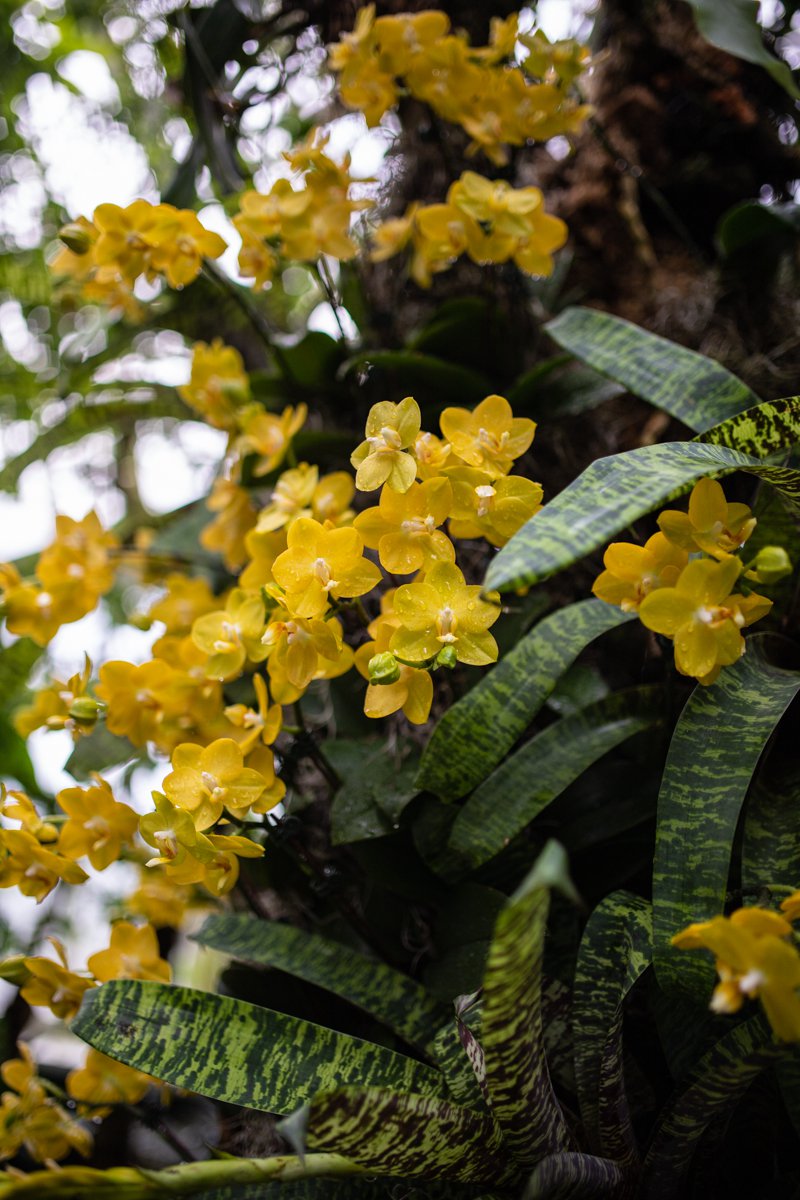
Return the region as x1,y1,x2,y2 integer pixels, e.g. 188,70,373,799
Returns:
0,513,117,647
372,169,567,287
0,923,172,1161
233,137,372,290
674,893,800,1041
51,201,226,313
330,8,590,164
592,477,789,684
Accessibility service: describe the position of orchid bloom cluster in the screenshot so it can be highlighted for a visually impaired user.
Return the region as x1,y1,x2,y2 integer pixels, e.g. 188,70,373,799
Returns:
330,7,590,164
51,201,226,316
0,923,172,1162
592,477,789,685
673,893,800,1041
371,170,567,287
233,136,373,290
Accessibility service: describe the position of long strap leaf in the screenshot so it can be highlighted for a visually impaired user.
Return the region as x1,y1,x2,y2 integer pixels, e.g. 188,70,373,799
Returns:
192,914,445,1048
481,842,577,1168
444,686,663,878
523,1152,629,1199
638,1017,781,1199
544,307,758,433
416,600,633,800
573,893,652,1165
296,1086,515,1186
652,637,800,1000
72,982,449,1112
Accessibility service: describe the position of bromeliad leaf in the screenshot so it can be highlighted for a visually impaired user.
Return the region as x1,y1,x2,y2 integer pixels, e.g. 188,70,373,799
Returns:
443,686,663,879
72,982,450,1112
523,1153,627,1199
485,438,800,594
480,841,577,1168
652,637,800,1001
193,913,445,1047
699,394,800,458
573,892,652,1165
544,307,759,433
639,1016,781,1200
294,1087,515,1186
417,600,634,801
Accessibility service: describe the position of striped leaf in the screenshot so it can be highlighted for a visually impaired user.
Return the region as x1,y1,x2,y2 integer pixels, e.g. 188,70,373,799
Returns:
639,1016,781,1199
573,893,652,1165
416,600,634,801
523,1153,628,1199
484,440,800,594
443,687,663,879
296,1087,514,1185
742,760,800,894
72,982,449,1112
544,307,758,433
481,841,577,1169
429,995,488,1109
652,637,800,1000
192,913,445,1047
700,394,800,456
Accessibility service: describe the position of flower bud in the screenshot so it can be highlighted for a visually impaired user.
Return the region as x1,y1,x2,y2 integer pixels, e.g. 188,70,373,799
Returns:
750,545,792,585
68,697,104,725
368,651,401,685
0,956,29,986
435,645,458,670
58,222,92,254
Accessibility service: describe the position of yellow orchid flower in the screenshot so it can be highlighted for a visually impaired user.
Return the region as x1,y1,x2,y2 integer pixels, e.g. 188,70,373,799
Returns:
312,471,356,526
354,476,455,573
178,339,250,430
351,396,421,492
192,588,269,681
139,792,214,866
125,868,189,929
56,777,139,871
87,921,171,983
638,557,771,684
163,738,268,830
21,940,96,1021
238,403,308,477
272,517,381,617
262,607,348,693
658,477,757,559
592,532,689,613
256,463,319,532
673,907,800,1041
0,830,88,903
440,394,535,477
448,469,543,547
201,477,258,572
147,206,227,287
225,673,283,754
67,1049,152,1110
390,561,500,666
147,573,219,635
355,611,433,725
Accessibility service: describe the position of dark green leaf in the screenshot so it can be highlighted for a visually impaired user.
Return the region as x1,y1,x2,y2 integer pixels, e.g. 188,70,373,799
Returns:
193,913,445,1047
652,637,800,1000
544,307,758,433
742,759,800,895
417,600,634,801
339,351,491,408
481,842,576,1168
325,740,420,844
716,201,800,260
639,1016,780,1199
65,726,137,781
72,982,449,1111
485,439,800,594
442,687,663,879
573,892,652,1164
686,0,800,99
523,1153,627,1199
508,359,625,422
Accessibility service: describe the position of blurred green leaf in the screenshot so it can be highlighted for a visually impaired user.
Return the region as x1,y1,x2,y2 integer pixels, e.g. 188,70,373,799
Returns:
686,0,800,99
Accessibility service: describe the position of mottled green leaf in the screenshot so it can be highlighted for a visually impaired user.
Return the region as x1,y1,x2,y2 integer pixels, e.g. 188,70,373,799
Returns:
443,687,663,878
742,759,800,895
686,0,800,99
523,1153,627,1199
573,893,652,1165
193,913,445,1047
639,1016,780,1199
700,394,800,458
429,993,487,1110
544,307,758,433
72,982,449,1112
652,637,800,1000
484,439,800,594
417,600,634,801
481,841,576,1168
298,1087,514,1185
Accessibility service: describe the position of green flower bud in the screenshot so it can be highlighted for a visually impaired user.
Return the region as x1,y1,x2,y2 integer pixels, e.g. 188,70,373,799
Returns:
58,222,92,254
368,652,401,685
750,545,792,585
435,645,458,670
68,697,104,724
0,956,30,986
